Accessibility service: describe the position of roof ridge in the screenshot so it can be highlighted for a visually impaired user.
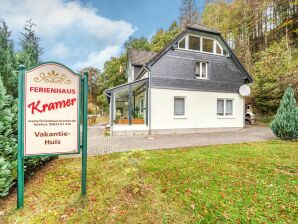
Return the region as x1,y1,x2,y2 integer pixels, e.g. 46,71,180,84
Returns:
186,22,219,33
128,48,157,54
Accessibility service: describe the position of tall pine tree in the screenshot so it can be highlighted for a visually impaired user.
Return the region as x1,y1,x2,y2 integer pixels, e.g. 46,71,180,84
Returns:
271,87,298,140
0,20,17,97
17,19,43,68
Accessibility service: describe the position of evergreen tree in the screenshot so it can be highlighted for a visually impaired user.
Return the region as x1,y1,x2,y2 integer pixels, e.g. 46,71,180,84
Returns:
0,19,17,97
271,87,298,140
0,157,13,197
0,76,17,159
0,75,17,197
17,19,43,67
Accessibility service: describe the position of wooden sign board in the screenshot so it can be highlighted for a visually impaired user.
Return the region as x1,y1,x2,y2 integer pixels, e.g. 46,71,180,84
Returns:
24,63,80,156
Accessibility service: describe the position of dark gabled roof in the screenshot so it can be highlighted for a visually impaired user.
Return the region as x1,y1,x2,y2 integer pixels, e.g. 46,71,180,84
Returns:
145,24,221,68
186,23,220,34
142,24,253,83
127,48,157,66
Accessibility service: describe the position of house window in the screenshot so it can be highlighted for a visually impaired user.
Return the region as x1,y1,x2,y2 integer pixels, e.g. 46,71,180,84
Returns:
174,97,185,116
216,42,222,54
196,62,208,79
189,35,200,51
202,38,214,53
177,35,225,56
217,99,233,116
178,37,186,49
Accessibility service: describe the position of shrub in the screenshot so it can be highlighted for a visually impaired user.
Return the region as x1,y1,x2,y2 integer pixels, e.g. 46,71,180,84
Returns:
0,157,13,197
271,87,298,140
0,76,17,197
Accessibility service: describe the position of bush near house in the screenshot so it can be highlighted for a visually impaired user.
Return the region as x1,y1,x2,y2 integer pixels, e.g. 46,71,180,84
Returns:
271,87,298,140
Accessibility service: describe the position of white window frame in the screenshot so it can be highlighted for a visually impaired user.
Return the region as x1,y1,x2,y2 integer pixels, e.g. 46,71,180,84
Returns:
196,62,208,79
202,37,215,54
174,96,186,118
215,41,223,55
177,34,224,56
178,37,186,49
217,98,234,118
188,34,201,51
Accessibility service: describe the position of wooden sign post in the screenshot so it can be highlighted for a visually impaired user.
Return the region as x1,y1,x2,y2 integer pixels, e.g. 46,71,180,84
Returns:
17,62,88,209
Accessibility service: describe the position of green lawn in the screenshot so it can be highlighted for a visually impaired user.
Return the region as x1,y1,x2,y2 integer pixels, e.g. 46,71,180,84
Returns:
1,141,297,223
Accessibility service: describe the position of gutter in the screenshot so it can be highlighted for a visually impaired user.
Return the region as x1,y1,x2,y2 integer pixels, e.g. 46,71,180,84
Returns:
142,66,152,135
104,90,113,135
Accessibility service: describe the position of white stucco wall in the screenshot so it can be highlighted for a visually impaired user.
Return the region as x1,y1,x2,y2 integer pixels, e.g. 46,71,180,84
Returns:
127,62,134,82
150,88,245,130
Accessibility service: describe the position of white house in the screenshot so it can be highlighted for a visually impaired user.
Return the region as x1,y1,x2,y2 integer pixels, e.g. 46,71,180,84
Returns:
106,24,253,135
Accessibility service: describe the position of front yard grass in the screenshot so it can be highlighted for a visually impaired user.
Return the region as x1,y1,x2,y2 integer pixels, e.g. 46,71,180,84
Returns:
0,140,297,223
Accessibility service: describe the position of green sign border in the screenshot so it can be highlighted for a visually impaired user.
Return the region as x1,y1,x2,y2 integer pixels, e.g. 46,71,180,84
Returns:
17,62,88,209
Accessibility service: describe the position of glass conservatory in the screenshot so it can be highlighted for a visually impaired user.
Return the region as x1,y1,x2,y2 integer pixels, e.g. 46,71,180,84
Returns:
106,79,148,128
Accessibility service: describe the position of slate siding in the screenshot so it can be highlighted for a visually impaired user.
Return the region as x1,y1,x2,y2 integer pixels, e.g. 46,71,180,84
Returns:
150,49,246,93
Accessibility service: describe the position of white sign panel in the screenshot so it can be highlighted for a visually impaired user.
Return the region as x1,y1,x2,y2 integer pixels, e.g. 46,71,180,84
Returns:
24,63,80,156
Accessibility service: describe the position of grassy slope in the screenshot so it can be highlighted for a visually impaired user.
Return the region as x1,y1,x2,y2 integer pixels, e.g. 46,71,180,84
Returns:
0,141,297,223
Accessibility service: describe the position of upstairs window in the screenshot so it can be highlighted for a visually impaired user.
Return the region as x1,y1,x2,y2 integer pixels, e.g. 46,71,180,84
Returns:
177,35,225,56
217,99,233,116
178,37,186,49
174,97,185,116
189,35,200,51
196,62,208,79
216,42,223,54
202,38,214,53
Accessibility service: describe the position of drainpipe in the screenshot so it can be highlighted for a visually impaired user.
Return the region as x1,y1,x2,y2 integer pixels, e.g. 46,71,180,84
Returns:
128,85,132,125
143,66,151,135
105,90,113,136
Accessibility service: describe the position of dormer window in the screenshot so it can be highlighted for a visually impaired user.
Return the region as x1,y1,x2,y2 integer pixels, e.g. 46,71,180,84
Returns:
202,38,214,53
196,62,208,79
177,34,224,56
178,37,186,49
216,42,223,54
189,35,200,51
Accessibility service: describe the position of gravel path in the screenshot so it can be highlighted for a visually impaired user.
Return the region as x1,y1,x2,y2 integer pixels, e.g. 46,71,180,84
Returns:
87,124,275,155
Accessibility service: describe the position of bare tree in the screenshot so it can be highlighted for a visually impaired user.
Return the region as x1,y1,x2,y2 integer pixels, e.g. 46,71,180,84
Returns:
179,0,200,27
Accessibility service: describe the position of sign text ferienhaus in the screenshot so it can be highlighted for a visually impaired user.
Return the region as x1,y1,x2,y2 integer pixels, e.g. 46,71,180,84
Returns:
24,63,80,156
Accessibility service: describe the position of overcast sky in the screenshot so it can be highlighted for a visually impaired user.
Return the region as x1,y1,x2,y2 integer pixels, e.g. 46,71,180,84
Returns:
1,0,206,71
